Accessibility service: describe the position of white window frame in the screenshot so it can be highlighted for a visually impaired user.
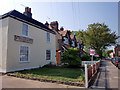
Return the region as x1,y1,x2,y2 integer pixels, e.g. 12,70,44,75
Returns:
22,23,29,37
46,49,52,61
19,45,30,62
46,32,50,42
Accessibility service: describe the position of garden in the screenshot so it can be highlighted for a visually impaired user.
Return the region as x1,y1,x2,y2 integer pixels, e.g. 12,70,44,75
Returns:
8,48,99,87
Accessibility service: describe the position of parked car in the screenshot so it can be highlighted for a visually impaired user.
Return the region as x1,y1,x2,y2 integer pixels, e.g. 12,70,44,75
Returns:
114,57,120,69
111,58,115,64
118,60,120,69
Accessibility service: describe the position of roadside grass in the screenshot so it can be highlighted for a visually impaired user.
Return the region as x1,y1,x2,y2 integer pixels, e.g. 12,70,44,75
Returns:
13,66,85,84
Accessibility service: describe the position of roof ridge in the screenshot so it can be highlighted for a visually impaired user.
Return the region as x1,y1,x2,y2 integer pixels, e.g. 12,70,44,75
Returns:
1,9,55,34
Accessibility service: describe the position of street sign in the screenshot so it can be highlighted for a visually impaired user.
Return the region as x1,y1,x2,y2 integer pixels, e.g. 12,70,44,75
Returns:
90,49,95,55
94,54,99,57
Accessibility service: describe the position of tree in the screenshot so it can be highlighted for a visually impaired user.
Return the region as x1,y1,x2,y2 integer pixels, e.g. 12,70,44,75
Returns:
84,23,118,57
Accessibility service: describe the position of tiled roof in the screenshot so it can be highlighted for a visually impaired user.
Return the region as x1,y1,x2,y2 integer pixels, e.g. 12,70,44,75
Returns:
58,30,68,36
70,35,74,40
76,38,80,43
0,10,55,34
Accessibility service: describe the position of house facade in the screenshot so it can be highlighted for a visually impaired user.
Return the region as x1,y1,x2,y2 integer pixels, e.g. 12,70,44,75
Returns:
0,7,56,73
44,21,86,64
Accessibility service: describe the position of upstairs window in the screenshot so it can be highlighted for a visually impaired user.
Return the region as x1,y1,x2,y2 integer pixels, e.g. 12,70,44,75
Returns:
64,37,68,45
47,32,50,42
22,23,29,36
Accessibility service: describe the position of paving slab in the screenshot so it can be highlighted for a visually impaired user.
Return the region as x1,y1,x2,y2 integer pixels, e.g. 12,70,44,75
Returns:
90,60,119,89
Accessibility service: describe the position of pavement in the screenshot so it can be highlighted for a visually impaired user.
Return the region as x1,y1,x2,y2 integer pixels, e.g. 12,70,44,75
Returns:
1,75,84,88
90,60,119,89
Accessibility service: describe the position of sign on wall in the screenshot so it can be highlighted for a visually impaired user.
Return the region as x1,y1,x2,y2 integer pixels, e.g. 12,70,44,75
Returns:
14,35,33,44
90,49,95,55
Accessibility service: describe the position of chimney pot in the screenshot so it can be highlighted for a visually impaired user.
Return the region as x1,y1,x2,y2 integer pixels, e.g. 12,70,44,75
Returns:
28,8,31,12
24,7,32,18
25,7,29,12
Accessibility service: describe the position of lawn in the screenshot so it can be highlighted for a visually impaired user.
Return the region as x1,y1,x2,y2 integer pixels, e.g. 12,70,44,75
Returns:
13,66,85,84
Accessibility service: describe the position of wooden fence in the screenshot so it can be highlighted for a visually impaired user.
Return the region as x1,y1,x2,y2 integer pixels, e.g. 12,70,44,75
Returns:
85,60,100,88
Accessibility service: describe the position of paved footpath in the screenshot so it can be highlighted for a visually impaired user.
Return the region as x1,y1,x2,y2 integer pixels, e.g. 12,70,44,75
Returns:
90,60,120,89
1,75,84,88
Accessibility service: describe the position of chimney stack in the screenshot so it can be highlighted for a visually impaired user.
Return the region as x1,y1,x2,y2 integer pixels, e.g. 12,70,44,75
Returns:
45,21,49,28
24,7,32,18
50,21,59,31
60,27,64,31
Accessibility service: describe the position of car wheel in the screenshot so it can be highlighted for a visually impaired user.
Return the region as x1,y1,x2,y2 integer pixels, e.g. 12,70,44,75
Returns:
118,62,120,69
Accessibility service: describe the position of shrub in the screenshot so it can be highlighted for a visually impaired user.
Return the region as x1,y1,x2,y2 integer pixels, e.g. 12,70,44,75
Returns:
81,54,91,61
61,48,81,67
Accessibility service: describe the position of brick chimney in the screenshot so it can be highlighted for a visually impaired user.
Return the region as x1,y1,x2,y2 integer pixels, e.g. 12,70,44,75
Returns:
60,27,64,31
50,21,59,31
45,21,49,28
24,7,32,18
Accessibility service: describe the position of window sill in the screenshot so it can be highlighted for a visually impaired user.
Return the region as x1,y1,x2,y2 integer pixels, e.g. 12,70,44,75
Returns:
19,61,30,63
46,60,52,61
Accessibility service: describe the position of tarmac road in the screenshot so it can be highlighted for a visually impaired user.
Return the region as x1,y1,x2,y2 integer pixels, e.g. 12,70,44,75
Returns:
90,60,120,89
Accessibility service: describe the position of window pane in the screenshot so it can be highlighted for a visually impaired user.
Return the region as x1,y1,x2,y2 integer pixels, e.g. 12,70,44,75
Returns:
22,23,28,36
46,50,51,60
47,32,50,42
20,46,29,62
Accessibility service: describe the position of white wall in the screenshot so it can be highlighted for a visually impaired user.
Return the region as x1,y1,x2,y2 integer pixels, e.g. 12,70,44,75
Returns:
0,19,2,71
0,17,9,72
2,17,56,72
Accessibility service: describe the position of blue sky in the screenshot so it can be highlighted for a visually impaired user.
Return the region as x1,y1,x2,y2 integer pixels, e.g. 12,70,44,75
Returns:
0,1,118,34
24,2,118,34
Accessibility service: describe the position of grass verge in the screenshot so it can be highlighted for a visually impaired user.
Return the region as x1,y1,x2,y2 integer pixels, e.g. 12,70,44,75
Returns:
12,66,85,85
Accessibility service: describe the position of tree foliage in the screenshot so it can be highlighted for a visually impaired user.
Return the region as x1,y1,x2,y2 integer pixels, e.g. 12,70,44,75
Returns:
72,23,118,57
84,23,117,57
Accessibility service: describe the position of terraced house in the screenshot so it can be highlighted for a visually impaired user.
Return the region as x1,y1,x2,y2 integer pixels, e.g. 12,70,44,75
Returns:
0,7,57,73
45,21,84,64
